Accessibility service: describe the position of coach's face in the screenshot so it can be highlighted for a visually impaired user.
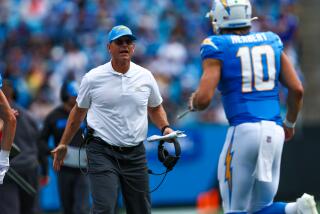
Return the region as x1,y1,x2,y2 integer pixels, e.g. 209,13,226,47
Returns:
108,36,135,61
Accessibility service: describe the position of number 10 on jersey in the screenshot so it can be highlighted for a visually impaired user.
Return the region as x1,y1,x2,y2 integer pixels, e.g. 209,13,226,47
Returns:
237,45,276,93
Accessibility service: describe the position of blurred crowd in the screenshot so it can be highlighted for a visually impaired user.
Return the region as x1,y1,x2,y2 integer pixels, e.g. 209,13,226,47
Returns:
0,0,301,126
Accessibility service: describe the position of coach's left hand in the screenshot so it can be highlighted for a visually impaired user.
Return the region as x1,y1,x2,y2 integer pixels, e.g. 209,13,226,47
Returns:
162,126,174,136
162,127,176,143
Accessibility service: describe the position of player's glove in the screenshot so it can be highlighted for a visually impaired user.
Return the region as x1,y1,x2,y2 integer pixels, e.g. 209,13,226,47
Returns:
0,150,10,184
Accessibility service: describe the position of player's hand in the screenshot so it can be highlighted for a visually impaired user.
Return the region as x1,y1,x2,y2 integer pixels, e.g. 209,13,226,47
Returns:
188,92,197,111
51,144,67,171
11,108,19,117
0,161,9,185
283,125,294,142
0,166,9,184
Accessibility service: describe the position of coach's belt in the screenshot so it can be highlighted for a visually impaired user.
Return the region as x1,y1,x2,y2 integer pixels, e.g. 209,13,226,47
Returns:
92,137,142,153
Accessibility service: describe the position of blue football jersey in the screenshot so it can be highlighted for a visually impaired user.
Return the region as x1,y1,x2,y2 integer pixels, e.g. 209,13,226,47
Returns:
200,32,283,126
0,74,2,88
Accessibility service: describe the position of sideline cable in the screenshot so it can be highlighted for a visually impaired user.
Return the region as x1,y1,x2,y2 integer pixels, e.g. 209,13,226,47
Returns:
113,153,169,194
78,131,171,193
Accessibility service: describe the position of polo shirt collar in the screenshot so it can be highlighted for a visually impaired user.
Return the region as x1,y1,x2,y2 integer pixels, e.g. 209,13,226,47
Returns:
109,62,136,78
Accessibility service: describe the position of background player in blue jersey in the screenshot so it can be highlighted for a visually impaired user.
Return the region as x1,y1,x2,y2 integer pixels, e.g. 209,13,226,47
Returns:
0,74,17,184
189,0,317,213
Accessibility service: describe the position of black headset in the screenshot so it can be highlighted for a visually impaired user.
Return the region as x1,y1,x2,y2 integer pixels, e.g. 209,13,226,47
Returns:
157,138,181,171
81,126,181,193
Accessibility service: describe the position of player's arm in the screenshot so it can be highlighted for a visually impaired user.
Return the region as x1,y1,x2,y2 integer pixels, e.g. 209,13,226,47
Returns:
0,90,16,151
189,58,221,111
0,90,16,184
52,104,87,171
279,52,304,141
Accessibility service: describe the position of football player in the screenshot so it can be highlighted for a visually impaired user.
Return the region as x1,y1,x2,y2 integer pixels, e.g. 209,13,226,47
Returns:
0,75,17,184
189,0,318,213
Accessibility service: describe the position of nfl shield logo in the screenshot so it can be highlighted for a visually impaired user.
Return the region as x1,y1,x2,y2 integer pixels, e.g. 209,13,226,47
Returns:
266,136,272,143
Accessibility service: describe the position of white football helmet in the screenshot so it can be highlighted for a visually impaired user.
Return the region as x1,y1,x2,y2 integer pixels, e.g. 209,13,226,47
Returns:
207,0,257,32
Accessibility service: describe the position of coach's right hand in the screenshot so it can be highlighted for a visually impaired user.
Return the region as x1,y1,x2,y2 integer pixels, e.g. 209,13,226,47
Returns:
51,144,67,171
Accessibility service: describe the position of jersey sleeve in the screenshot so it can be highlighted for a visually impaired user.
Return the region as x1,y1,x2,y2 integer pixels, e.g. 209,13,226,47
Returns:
200,36,224,61
275,34,284,52
268,32,284,52
76,74,91,108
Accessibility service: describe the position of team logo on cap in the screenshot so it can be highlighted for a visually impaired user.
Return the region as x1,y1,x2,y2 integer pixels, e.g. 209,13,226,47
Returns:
115,25,128,32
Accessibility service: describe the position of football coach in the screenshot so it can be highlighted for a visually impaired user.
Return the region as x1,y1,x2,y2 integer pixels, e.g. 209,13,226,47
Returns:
51,25,174,214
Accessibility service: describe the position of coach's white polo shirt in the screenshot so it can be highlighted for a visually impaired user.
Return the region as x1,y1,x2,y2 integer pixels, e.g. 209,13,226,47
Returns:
76,61,163,147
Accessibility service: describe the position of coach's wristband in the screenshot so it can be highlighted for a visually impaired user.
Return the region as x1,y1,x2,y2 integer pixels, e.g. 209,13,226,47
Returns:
161,125,170,135
283,118,296,128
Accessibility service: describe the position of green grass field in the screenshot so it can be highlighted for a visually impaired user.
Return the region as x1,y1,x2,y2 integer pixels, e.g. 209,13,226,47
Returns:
125,204,320,214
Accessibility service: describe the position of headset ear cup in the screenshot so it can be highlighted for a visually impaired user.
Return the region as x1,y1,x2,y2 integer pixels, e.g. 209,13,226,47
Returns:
158,147,169,162
158,140,181,171
158,140,168,162
163,156,178,171
163,148,169,157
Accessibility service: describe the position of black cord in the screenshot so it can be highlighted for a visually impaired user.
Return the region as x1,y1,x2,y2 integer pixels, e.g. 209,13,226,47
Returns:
79,134,169,193
148,170,168,193
148,169,168,175
113,147,169,194
79,136,91,175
